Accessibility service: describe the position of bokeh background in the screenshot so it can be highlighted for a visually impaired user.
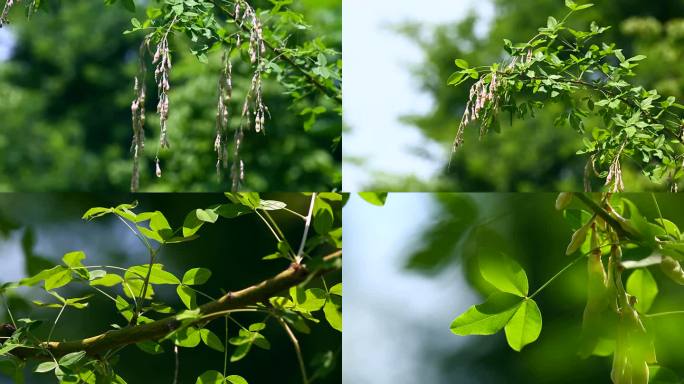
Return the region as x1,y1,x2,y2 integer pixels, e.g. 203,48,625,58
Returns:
0,193,341,383
0,0,341,192
344,193,684,383
343,0,684,191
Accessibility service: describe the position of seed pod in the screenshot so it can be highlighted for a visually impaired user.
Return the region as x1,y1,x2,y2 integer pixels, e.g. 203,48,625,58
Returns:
566,218,593,255
660,256,684,285
579,225,613,357
555,192,573,211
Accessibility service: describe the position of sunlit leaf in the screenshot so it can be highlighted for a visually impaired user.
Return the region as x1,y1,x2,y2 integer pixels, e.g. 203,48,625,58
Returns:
450,292,522,335
626,269,658,313
479,253,529,297
504,299,542,351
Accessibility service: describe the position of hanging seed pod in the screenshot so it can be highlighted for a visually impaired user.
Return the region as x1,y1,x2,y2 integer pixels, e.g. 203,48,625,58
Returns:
566,217,594,255
660,256,684,285
579,225,614,358
155,158,162,178
555,192,573,211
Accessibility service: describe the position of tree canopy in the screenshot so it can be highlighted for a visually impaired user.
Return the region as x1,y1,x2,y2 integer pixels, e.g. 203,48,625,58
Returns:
371,0,684,191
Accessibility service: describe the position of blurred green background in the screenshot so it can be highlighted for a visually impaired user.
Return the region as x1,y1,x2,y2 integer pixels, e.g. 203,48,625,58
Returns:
0,0,341,192
344,193,684,383
0,193,341,383
353,0,684,191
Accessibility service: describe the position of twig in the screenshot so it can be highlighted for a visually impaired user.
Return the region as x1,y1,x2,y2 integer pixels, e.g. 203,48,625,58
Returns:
277,317,309,384
296,193,316,263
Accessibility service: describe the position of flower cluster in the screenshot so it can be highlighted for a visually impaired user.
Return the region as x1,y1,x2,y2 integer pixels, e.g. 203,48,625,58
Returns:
235,0,265,64
129,41,147,192
0,0,17,27
153,36,172,150
215,50,233,176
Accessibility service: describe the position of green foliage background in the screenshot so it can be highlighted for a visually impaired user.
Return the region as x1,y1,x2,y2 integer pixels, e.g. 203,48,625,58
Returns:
405,193,684,383
0,0,341,192
0,193,341,383
368,0,684,191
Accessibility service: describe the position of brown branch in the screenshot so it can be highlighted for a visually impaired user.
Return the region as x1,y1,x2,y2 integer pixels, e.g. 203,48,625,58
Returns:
11,263,324,359
574,193,637,241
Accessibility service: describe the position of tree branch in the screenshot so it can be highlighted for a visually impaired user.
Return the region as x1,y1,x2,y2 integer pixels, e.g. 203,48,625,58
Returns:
11,263,326,359
574,193,636,240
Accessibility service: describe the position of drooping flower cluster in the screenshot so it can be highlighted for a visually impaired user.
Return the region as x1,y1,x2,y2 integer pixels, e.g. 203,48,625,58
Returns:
0,0,15,27
130,41,147,192
153,36,172,150
235,0,265,64
215,50,233,176
452,70,501,153
605,157,625,193
127,1,274,192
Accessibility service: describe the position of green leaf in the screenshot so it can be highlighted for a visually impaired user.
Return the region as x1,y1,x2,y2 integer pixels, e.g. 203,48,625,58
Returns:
358,192,388,206
90,274,123,287
182,209,219,237
329,283,342,296
196,370,224,384
230,343,251,362
547,16,558,29
566,0,593,10
63,295,92,309
20,266,63,287
323,298,342,332
313,197,334,234
454,59,469,69
447,72,467,86
225,376,248,384
62,251,86,268
290,287,327,312
479,253,529,297
35,361,57,373
149,211,171,233
258,200,287,211
136,340,164,355
504,299,542,351
575,3,594,10
450,292,522,335
200,329,224,352
82,207,112,220
252,334,271,350
182,268,212,285
215,204,253,219
249,323,266,332
626,269,658,313
44,267,72,291
58,351,86,367
318,192,343,202
174,327,201,348
126,264,180,285
176,285,197,309
137,226,164,243
225,193,260,209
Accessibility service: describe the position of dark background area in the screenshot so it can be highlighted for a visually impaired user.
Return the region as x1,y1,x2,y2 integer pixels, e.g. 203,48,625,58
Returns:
0,193,341,383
